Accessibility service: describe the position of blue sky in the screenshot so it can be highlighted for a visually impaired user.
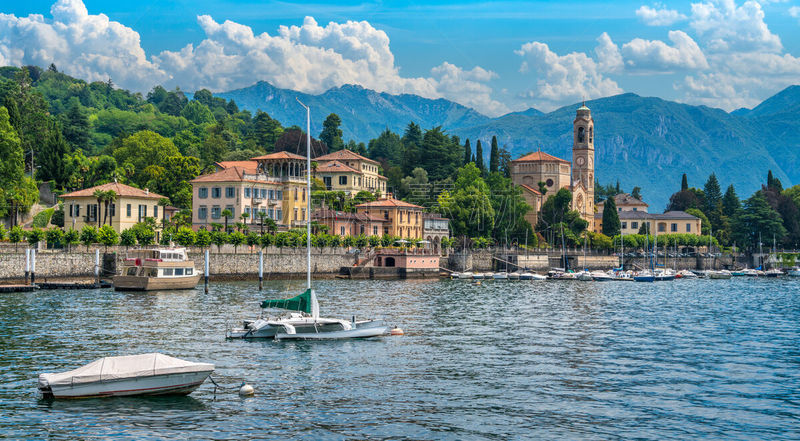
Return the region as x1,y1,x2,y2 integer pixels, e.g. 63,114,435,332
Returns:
2,0,799,115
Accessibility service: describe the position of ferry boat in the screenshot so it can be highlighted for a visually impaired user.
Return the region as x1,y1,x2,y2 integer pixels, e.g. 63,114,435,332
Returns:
113,248,201,291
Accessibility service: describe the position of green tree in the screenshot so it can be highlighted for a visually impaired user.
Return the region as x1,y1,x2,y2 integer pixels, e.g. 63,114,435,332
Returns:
251,110,283,152
229,231,246,253
131,221,156,245
368,129,403,167
731,191,787,251
211,231,228,252
463,139,472,164
686,208,711,235
195,228,212,248
113,131,180,186
417,127,463,181
0,106,24,219
401,122,422,175
97,225,119,251
319,113,344,152
62,102,89,151
26,228,44,247
722,184,741,217
37,123,71,187
120,229,137,248
174,226,196,247
9,226,24,251
681,173,689,191
80,225,98,251
437,163,494,239
180,101,215,125
703,173,722,213
489,136,499,173
631,186,642,200
221,209,233,233
64,228,80,252
475,140,485,172
486,172,533,245
45,228,64,249
602,196,621,237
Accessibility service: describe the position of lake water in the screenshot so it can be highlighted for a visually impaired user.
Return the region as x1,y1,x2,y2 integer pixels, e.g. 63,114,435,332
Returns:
1,277,799,440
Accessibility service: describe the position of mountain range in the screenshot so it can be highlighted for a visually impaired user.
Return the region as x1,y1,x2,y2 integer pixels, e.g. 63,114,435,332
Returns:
217,83,800,211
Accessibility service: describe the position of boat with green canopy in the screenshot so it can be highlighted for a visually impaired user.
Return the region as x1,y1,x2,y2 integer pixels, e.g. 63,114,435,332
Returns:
227,100,389,340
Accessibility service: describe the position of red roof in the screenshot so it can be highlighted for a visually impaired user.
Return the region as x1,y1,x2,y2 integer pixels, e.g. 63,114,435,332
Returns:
61,182,165,199
315,149,378,164
511,151,569,164
251,151,305,160
519,184,542,195
190,167,245,183
315,160,361,174
215,160,258,174
355,198,424,209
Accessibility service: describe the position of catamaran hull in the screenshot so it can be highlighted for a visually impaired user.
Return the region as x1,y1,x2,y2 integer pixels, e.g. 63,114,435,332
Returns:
39,371,212,399
275,326,389,340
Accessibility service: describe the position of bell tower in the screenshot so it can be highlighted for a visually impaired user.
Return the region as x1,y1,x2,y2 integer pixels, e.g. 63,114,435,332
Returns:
572,102,594,223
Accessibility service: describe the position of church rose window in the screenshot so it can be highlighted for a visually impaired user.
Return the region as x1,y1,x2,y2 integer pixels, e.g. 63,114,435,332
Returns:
546,178,554,187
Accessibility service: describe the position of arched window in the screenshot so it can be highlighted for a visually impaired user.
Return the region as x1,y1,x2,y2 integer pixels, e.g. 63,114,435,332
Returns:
589,127,593,143
578,127,585,143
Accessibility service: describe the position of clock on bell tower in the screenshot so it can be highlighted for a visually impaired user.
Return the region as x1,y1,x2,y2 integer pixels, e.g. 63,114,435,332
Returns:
572,102,595,223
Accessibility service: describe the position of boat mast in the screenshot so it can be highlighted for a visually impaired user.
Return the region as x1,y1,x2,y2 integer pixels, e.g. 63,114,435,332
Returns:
620,227,624,271
297,98,312,290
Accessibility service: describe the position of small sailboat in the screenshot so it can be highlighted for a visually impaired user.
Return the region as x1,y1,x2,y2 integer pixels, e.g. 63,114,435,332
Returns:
228,100,389,340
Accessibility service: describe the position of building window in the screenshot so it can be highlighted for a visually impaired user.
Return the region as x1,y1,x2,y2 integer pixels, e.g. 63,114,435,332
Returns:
373,226,378,235
268,208,274,219
245,206,251,215
199,206,207,219
69,204,73,217
399,211,403,222
294,189,298,201
225,187,235,198
671,223,678,232
686,223,691,232
211,206,221,219
153,205,159,219
339,176,348,185
276,209,282,220
631,222,638,230
621,222,627,229
294,208,298,221
261,188,267,199
268,190,274,200
126,204,131,217
211,187,221,198
658,223,666,232
633,207,637,211
301,208,306,220
384,210,389,220
199,187,208,198
302,188,306,202
276,190,282,200
244,188,251,198
110,204,115,218
340,226,345,236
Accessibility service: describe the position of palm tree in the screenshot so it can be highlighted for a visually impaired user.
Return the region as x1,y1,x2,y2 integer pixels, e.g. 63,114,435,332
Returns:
103,190,117,226
93,189,105,228
257,211,268,234
221,209,233,233
240,212,250,227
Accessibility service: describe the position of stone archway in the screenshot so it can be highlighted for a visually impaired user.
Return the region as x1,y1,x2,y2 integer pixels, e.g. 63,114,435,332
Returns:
385,257,396,267
434,236,440,254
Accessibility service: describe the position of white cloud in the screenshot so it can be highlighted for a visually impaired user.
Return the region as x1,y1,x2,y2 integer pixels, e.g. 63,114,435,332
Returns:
515,41,623,110
789,5,800,18
636,5,688,26
0,1,507,117
595,32,624,73
689,0,782,52
621,30,709,71
0,0,167,91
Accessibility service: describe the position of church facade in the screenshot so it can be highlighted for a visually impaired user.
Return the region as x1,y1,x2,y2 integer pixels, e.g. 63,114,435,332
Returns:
510,104,596,232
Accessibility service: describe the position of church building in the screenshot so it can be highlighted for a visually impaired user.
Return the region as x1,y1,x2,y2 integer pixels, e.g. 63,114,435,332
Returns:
509,104,596,232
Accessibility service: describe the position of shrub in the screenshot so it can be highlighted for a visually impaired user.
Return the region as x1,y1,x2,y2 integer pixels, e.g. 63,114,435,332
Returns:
174,227,196,247
120,229,137,247
45,228,64,248
27,228,45,247
63,229,79,251
97,225,119,250
32,208,54,228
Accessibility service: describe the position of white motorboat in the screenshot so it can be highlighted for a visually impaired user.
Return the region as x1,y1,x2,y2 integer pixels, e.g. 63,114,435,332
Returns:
507,272,520,280
518,272,533,280
228,100,389,341
483,272,494,279
708,270,732,279
788,267,800,277
530,273,547,281
576,270,593,281
493,272,508,280
449,272,460,279
472,272,484,280
676,270,698,279
591,271,613,281
458,272,473,279
765,268,783,277
38,353,214,399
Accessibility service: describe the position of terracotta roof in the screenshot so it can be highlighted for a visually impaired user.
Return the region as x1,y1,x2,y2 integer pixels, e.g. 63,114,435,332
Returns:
355,198,424,209
313,209,386,223
251,151,305,160
511,151,570,164
61,182,165,199
519,184,542,195
598,193,649,208
215,160,258,174
314,149,378,164
315,160,361,174
191,167,245,183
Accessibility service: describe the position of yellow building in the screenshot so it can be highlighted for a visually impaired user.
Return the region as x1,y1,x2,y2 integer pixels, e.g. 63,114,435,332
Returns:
355,197,424,239
314,149,387,195
191,152,311,230
62,182,168,232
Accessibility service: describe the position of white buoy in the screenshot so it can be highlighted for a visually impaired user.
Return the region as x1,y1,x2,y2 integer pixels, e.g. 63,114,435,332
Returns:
239,383,255,397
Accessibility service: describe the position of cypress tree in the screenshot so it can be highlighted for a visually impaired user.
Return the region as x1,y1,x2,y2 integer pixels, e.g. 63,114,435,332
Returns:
722,184,740,217
489,136,499,173
704,173,722,212
37,124,71,187
475,140,485,171
602,196,621,237
464,139,472,164
681,173,688,191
